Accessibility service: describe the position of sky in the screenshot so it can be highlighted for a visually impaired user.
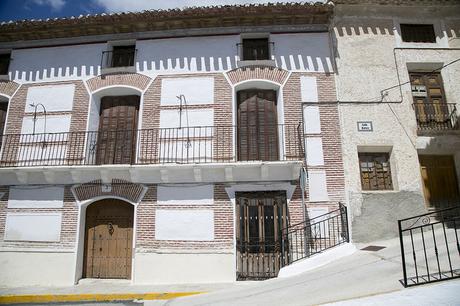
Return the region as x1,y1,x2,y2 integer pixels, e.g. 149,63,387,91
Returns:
0,0,308,22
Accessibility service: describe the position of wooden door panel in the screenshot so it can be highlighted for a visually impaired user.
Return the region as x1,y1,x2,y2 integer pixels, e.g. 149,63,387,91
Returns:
83,199,134,279
237,90,278,161
419,155,460,209
97,96,139,164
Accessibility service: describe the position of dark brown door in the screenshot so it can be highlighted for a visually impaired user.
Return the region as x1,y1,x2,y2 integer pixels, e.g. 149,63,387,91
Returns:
83,199,134,279
236,191,288,280
0,102,7,149
97,95,139,164
237,90,278,161
419,155,460,210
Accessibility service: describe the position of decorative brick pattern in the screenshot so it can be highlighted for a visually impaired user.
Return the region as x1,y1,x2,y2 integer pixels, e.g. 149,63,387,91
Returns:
226,66,289,85
0,81,19,97
72,179,146,203
86,73,151,92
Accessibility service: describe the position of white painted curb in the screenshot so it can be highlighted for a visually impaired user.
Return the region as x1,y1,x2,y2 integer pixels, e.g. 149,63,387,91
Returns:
278,243,357,278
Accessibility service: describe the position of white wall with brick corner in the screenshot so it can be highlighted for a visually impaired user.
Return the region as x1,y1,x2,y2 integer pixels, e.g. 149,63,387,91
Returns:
133,252,234,284
4,213,62,242
308,170,329,202
8,186,64,208
0,251,75,287
25,84,75,112
159,109,214,128
155,210,214,241
160,77,214,105
157,184,213,205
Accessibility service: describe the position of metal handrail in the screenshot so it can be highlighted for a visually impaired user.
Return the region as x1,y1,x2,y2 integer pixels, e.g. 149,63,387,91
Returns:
412,102,458,131
0,124,303,167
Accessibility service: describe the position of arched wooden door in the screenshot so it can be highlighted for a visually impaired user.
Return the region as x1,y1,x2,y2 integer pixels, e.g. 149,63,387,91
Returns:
83,199,134,279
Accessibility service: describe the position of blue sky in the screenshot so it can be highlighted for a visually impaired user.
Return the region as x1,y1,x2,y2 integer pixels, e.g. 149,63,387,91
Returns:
0,0,300,22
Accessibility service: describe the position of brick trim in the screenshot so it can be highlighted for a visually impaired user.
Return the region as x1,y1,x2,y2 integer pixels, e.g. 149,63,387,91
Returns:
86,73,152,93
226,66,289,85
72,179,147,203
0,81,20,97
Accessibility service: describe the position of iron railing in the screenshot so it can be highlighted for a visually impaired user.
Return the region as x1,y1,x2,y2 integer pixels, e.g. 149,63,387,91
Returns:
281,203,350,265
0,124,303,167
413,102,458,131
101,49,137,69
398,205,460,287
0,54,10,75
236,41,275,61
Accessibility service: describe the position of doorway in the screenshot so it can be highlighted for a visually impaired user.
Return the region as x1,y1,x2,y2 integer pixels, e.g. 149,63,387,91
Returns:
96,95,139,164
83,199,134,279
235,191,288,280
419,155,460,210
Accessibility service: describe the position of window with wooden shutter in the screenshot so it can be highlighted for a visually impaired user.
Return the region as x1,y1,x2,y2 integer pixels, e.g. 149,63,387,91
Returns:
359,153,393,191
111,45,135,67
400,24,436,43
0,53,10,75
242,38,270,60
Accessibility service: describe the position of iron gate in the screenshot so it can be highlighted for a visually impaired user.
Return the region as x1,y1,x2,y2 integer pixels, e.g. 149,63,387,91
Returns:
398,205,460,287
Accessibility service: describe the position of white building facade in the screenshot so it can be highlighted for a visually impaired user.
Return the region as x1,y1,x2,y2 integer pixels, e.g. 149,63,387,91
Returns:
333,0,460,242
0,3,347,287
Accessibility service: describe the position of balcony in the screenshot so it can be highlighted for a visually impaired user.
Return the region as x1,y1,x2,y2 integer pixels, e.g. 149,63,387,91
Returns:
0,124,304,185
100,47,137,74
413,102,459,134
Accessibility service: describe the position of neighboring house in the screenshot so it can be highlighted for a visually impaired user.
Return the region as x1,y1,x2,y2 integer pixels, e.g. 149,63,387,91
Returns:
332,0,460,242
0,3,347,286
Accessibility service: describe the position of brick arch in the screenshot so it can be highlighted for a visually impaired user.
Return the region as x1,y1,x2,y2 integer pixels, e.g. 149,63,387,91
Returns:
226,66,289,86
86,73,151,93
72,179,147,204
0,81,20,98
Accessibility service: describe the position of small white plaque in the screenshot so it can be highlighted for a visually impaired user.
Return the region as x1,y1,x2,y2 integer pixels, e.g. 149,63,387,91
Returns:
357,121,373,132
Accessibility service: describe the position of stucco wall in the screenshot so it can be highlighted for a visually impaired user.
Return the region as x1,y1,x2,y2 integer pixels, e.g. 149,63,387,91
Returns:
334,4,460,242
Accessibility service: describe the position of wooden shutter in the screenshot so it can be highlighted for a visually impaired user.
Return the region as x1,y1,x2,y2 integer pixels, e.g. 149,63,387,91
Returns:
97,95,139,164
237,90,278,161
359,153,393,191
242,39,269,60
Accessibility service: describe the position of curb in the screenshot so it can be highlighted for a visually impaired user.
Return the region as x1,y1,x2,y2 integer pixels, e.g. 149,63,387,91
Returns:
0,292,204,304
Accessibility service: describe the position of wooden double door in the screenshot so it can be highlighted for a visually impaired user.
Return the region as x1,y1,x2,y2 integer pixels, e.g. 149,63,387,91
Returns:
96,95,139,164
83,199,134,279
237,90,279,161
419,155,460,210
236,191,288,280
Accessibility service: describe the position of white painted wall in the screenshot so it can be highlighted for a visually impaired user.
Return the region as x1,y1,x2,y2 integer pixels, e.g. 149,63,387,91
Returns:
8,186,64,208
308,170,329,202
306,137,325,166
0,251,75,287
10,43,106,82
300,76,319,102
4,213,62,242
157,184,213,205
271,33,333,72
21,115,72,135
25,84,75,112
160,77,214,105
134,252,234,284
155,209,214,241
159,109,214,128
303,105,321,134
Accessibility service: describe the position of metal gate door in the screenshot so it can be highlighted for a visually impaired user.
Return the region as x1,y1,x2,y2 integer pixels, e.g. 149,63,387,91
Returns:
236,191,288,280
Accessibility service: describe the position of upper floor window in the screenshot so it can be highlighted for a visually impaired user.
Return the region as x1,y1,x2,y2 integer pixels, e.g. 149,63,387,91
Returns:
110,45,136,67
242,38,270,61
400,24,436,43
0,53,11,75
359,152,393,191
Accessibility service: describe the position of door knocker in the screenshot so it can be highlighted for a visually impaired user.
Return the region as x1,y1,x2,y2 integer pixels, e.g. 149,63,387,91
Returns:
108,222,114,236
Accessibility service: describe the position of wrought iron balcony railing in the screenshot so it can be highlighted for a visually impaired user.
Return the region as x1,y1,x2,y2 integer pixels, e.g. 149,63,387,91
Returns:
413,102,458,131
0,124,303,168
